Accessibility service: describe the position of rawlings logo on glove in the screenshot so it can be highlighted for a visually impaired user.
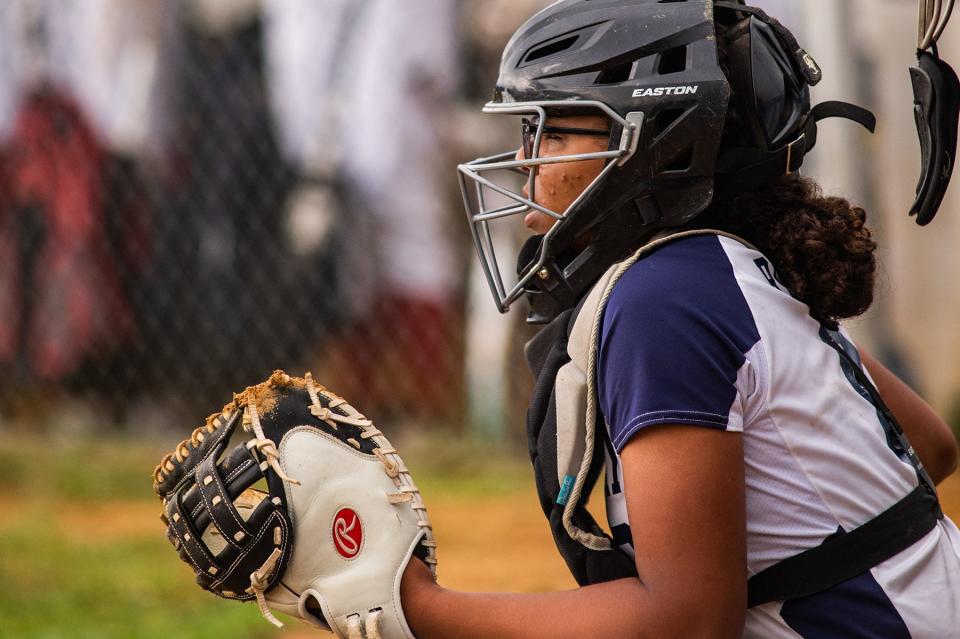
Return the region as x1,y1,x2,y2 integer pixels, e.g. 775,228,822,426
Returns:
152,371,436,638
334,508,364,559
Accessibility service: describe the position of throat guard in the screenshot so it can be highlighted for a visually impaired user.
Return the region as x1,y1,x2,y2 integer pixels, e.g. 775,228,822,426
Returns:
910,0,960,225
910,47,960,225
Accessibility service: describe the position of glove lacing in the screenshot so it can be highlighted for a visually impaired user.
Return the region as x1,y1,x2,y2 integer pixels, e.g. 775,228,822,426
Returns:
242,401,300,628
307,373,438,575
228,373,435,633
153,415,225,492
243,402,301,486
248,548,285,629
346,609,385,639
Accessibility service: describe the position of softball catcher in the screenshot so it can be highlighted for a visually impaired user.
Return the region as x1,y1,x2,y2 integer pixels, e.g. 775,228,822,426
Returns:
154,1,960,637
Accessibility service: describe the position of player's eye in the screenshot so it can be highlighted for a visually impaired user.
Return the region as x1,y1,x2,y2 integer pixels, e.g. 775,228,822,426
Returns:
521,117,541,158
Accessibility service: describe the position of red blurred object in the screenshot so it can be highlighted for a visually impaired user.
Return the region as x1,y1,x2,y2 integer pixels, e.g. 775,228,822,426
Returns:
320,294,464,421
0,89,136,380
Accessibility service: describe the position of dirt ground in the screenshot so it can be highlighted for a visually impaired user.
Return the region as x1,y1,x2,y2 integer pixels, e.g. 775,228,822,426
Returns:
26,472,960,639
938,471,960,524
45,489,580,592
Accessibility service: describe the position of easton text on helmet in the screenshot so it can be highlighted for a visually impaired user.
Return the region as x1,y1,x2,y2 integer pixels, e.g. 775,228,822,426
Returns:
632,85,700,98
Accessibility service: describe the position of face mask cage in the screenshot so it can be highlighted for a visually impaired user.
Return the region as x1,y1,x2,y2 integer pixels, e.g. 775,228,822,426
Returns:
457,100,639,313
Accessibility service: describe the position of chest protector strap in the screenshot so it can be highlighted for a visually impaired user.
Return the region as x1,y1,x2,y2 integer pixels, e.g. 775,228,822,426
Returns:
525,230,741,585
525,230,944,604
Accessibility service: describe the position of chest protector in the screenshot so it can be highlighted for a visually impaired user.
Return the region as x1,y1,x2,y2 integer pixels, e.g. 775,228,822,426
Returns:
525,231,943,606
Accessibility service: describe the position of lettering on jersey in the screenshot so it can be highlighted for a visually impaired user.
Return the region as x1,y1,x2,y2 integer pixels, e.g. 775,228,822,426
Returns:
818,327,910,463
632,85,700,98
754,258,780,289
602,433,622,497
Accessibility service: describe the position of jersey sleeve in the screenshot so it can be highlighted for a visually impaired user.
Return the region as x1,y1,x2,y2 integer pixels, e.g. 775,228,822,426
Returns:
597,236,762,453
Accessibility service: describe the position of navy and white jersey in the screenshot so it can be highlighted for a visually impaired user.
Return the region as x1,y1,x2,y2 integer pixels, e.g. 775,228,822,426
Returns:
597,234,960,639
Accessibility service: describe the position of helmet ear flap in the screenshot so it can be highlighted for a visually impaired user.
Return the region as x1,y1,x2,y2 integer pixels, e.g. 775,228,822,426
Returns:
721,15,764,148
720,12,811,152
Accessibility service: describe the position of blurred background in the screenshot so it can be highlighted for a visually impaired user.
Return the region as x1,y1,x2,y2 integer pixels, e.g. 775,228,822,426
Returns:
0,1,958,637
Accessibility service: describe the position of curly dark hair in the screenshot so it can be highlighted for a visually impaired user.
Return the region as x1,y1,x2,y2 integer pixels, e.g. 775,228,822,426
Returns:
692,174,877,329
690,13,879,329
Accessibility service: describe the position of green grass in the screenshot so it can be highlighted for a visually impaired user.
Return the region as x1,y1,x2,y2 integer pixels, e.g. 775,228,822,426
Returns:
0,438,164,501
0,438,276,639
400,432,533,498
0,514,269,639
0,434,532,639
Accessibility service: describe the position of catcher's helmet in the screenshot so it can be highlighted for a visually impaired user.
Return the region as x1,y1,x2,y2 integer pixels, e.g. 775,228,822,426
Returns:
458,0,874,323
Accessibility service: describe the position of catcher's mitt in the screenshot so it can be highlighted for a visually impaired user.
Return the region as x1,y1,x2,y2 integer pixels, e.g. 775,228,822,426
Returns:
152,371,436,638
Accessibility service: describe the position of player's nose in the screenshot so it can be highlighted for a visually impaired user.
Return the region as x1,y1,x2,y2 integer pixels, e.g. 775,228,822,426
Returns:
515,147,531,176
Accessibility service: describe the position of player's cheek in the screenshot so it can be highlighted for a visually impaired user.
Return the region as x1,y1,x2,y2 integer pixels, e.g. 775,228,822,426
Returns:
535,166,560,203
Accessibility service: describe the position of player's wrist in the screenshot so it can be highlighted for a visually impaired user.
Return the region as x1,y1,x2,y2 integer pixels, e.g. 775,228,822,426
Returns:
400,555,444,634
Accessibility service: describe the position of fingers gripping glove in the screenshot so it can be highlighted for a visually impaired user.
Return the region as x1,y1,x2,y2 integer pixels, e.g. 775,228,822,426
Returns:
152,371,437,637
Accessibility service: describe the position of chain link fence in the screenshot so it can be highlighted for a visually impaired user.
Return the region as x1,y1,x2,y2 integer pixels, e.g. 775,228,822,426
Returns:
0,0,554,437
3,0,959,440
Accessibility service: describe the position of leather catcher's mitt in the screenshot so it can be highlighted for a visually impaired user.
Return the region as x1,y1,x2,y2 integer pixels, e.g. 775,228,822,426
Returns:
152,371,436,637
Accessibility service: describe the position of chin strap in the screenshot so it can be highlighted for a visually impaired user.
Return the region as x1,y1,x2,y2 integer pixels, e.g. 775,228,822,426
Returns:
910,0,960,225
716,101,876,193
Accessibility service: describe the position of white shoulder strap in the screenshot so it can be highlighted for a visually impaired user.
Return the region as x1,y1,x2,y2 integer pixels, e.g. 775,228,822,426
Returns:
561,230,752,550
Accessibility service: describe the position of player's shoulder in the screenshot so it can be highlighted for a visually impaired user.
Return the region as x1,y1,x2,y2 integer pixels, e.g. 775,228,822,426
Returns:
602,233,763,358
607,233,761,317
598,234,766,444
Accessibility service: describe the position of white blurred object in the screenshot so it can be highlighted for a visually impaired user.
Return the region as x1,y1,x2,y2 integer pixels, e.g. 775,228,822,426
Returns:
0,2,29,141
0,0,165,155
185,0,260,36
262,0,373,319
340,0,459,303
45,0,166,155
262,0,357,175
284,183,336,258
